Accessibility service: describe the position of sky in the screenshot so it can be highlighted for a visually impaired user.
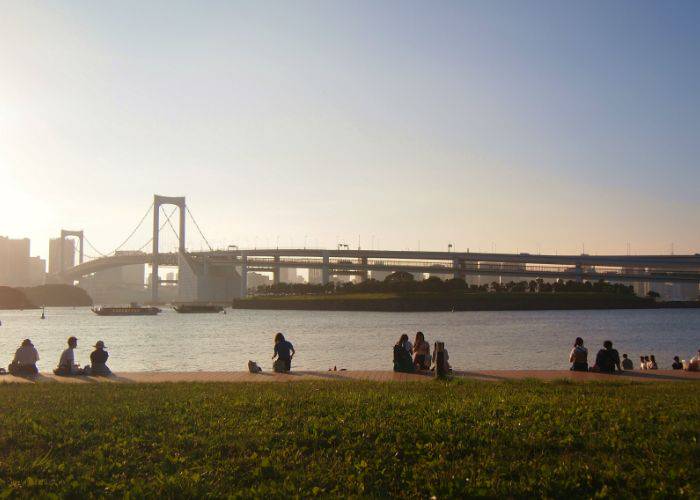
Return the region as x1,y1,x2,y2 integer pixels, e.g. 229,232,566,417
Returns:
1,0,699,260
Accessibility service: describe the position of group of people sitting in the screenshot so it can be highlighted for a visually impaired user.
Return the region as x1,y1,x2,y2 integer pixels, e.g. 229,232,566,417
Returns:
638,355,659,370
5,336,111,377
569,337,699,373
393,331,451,374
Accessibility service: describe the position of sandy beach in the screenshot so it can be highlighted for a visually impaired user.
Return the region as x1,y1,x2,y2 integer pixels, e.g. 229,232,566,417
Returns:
1,369,697,384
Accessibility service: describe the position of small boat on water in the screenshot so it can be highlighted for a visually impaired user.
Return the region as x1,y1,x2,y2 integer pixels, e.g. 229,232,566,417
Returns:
173,303,225,313
92,303,161,316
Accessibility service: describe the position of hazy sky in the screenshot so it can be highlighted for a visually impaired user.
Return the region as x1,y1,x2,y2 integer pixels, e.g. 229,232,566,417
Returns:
2,0,699,259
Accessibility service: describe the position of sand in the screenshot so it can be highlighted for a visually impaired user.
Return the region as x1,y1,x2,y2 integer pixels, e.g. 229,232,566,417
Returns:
0,369,697,384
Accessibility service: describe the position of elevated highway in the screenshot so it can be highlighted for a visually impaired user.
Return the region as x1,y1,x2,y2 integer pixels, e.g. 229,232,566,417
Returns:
58,249,700,290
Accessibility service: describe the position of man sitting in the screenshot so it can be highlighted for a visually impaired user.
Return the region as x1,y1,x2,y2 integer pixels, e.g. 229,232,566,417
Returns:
9,339,39,376
621,353,634,370
671,356,683,370
593,340,622,374
54,336,85,376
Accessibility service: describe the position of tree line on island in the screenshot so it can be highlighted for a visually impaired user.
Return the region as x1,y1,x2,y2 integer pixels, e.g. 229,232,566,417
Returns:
0,285,93,309
255,271,642,297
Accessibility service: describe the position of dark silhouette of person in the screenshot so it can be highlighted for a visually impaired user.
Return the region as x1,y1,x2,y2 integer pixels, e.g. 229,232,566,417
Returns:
593,340,621,373
272,332,295,372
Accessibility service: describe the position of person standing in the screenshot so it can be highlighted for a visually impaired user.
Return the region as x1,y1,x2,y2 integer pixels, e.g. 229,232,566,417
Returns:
272,333,295,372
569,337,588,371
621,353,634,370
9,339,39,375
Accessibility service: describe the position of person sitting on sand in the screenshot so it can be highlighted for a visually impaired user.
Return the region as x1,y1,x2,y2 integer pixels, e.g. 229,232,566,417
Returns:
592,340,621,374
54,336,85,376
671,356,683,370
569,337,588,372
393,334,415,373
649,354,658,370
639,356,646,370
272,332,295,373
87,341,111,376
621,353,633,371
432,341,452,375
644,355,652,369
413,331,431,370
9,339,39,376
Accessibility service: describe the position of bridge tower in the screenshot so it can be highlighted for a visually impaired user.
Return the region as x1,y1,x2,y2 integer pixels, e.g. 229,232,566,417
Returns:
151,195,186,303
60,229,84,273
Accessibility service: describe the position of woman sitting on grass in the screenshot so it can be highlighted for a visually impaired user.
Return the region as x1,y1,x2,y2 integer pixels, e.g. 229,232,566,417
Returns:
569,337,588,372
272,333,295,373
413,332,431,370
393,334,415,373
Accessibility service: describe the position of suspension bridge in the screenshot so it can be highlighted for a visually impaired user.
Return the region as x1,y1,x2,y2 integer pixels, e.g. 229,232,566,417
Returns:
52,195,700,303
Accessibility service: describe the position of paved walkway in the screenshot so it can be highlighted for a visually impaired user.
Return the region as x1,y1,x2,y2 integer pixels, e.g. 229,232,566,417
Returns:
0,370,697,384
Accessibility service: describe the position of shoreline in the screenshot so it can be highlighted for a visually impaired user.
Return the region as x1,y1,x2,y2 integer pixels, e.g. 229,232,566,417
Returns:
232,293,700,312
1,369,698,384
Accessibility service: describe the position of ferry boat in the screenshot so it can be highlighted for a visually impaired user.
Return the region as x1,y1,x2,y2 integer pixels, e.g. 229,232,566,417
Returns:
92,303,161,316
173,303,225,313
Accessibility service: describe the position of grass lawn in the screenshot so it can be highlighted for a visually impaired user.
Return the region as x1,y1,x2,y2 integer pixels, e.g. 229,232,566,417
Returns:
0,380,698,498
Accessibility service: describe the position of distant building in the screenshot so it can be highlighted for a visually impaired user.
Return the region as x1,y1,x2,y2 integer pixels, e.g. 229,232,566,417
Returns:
48,238,75,274
280,267,303,283
248,272,272,289
28,256,46,286
0,236,30,287
308,268,323,284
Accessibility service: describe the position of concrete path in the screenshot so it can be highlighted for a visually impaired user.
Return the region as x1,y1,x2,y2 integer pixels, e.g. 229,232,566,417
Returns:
0,370,698,384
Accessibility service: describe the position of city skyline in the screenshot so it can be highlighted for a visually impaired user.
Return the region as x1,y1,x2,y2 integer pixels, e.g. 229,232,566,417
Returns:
2,1,700,259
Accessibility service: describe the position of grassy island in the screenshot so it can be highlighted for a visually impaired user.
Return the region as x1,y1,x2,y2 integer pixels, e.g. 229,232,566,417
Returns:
234,275,694,312
233,291,667,311
0,379,697,497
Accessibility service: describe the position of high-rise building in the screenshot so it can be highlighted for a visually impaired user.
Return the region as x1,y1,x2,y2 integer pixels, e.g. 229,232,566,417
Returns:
0,236,31,286
28,256,46,286
308,268,323,284
48,238,75,274
280,267,303,283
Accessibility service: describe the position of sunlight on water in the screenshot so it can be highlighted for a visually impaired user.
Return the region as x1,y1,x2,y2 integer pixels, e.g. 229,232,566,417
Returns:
0,308,698,372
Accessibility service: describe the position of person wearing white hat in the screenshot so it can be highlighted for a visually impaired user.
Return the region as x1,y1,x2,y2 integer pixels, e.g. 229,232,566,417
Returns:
88,340,111,376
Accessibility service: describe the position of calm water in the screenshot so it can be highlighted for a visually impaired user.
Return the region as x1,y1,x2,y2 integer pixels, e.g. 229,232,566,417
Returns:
0,307,698,372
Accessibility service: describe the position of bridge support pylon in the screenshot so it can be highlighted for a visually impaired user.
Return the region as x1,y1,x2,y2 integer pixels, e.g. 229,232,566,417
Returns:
240,252,248,298
60,229,84,274
152,195,186,303
273,256,280,285
322,251,330,285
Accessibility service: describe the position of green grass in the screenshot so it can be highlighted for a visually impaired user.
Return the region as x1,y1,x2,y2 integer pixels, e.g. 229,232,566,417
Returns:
0,380,698,498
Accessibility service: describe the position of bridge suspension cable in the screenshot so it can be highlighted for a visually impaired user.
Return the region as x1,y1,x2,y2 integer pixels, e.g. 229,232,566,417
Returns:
83,236,108,258
112,202,154,254
160,206,181,241
136,206,179,252
186,206,213,251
